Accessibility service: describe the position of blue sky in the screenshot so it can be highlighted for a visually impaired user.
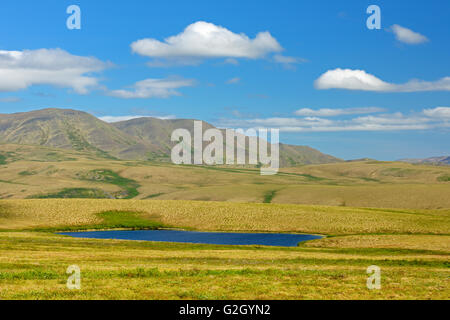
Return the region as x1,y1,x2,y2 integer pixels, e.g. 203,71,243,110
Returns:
0,0,449,160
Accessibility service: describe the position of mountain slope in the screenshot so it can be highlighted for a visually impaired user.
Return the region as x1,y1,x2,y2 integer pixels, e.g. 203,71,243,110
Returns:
278,144,340,166
112,117,216,160
113,117,341,166
0,108,341,166
0,108,159,160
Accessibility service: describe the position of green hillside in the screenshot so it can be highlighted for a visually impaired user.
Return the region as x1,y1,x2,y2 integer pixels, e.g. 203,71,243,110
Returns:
0,108,340,166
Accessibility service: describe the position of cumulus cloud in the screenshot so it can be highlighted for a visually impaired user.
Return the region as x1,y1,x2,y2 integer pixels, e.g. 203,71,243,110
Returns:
295,107,384,117
315,69,390,91
0,48,107,94
216,107,450,132
108,77,195,99
315,68,450,92
131,21,283,65
390,25,429,44
99,115,176,123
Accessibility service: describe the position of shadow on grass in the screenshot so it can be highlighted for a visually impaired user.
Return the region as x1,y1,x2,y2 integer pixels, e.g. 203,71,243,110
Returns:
31,211,169,232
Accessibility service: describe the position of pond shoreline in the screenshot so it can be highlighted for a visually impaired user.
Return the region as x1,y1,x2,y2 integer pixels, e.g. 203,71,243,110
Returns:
58,229,324,247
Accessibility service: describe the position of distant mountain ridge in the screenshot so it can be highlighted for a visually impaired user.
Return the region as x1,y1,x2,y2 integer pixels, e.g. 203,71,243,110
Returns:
398,156,450,166
0,108,341,167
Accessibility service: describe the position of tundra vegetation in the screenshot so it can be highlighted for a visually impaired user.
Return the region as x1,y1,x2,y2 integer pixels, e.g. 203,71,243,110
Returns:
0,144,449,299
0,199,448,300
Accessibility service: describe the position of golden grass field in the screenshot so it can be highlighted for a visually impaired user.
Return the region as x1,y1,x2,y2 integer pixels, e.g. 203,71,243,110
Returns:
0,231,448,300
1,199,449,235
0,199,449,300
0,145,449,300
1,144,450,209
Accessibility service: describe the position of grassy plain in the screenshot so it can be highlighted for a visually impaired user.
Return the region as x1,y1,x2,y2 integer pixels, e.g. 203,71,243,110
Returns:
1,144,450,209
0,200,449,300
1,199,449,235
0,231,448,300
0,144,449,299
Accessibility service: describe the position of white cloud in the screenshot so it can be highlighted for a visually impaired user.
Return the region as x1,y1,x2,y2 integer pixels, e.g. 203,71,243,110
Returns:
226,77,241,84
131,21,282,65
423,107,450,118
315,68,450,92
216,107,450,132
295,107,384,117
0,48,107,94
390,25,429,44
315,69,392,91
99,116,145,122
99,115,176,123
108,77,195,99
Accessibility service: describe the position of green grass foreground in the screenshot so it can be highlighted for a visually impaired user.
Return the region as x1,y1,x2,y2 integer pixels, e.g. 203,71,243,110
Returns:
0,200,448,300
0,232,448,300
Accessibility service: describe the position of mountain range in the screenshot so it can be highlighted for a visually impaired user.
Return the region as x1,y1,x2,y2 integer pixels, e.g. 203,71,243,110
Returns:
398,156,450,166
0,108,340,167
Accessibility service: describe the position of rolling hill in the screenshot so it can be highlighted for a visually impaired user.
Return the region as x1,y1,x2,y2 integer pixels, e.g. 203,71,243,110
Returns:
0,108,340,166
0,108,160,160
0,145,449,208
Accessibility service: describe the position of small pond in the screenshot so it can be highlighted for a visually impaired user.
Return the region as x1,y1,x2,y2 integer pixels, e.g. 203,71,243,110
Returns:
59,230,323,247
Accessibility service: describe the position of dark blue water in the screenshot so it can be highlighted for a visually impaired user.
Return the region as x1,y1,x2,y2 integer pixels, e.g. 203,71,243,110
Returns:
59,230,322,247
